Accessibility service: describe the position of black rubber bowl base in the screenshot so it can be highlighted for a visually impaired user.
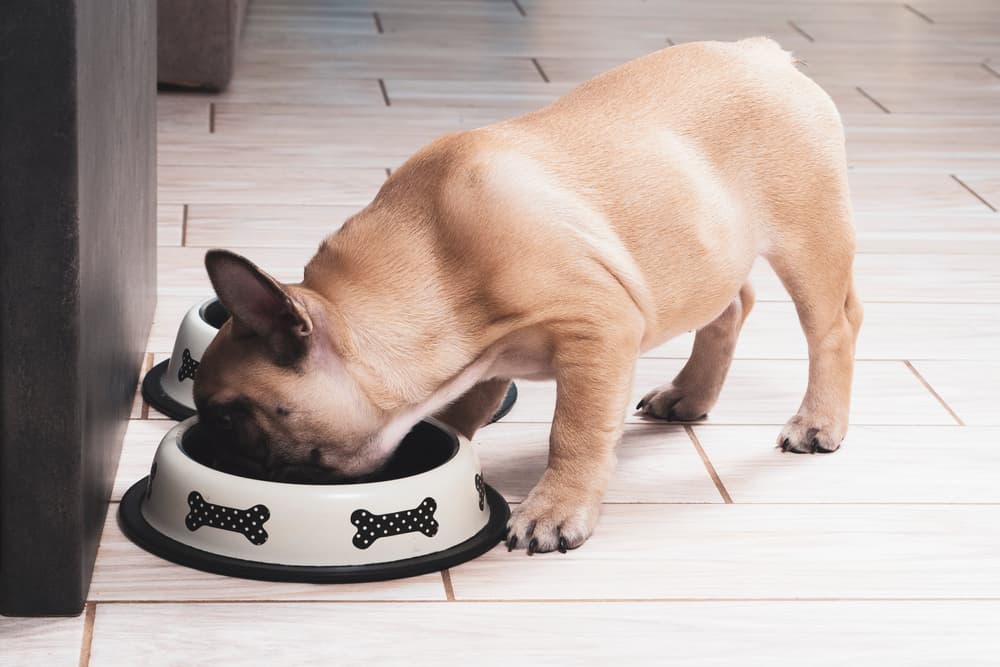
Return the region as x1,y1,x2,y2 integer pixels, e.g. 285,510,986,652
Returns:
141,360,196,421
118,478,510,583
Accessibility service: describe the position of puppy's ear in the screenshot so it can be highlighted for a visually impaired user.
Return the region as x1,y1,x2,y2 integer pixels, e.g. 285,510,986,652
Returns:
204,250,313,353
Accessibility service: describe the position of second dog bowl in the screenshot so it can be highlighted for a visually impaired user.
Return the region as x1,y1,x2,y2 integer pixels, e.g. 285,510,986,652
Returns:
119,418,509,582
142,297,518,423
141,297,229,421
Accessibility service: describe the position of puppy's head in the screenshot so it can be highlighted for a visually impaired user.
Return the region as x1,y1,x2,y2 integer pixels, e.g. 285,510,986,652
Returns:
193,250,394,482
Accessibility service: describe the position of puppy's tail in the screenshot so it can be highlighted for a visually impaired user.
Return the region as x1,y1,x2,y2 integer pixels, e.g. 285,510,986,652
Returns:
738,36,803,68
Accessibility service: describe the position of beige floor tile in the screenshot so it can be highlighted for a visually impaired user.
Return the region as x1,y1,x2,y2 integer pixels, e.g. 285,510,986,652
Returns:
958,175,1000,211
504,359,955,426
129,382,144,420
909,0,1000,22
158,165,385,205
382,79,573,108
695,424,1000,502
87,600,1000,667
244,11,377,37
476,422,721,503
89,511,446,602
749,254,1000,302
909,360,1000,425
112,420,176,501
156,245,314,297
184,204,357,247
157,135,412,169
156,204,184,247
647,301,1000,361
858,83,1000,114
0,614,85,666
256,0,521,19
790,40,982,67
853,211,1000,254
241,22,657,61
849,172,991,215
236,51,542,82
147,298,209,352
449,504,1000,599
208,76,385,106
844,113,1000,172
156,95,210,135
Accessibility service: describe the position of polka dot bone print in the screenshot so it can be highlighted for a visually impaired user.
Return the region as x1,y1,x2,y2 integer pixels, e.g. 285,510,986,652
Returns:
177,348,200,382
351,498,439,549
185,491,270,545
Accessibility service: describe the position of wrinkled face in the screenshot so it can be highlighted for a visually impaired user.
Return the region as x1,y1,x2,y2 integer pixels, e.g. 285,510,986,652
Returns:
192,250,400,482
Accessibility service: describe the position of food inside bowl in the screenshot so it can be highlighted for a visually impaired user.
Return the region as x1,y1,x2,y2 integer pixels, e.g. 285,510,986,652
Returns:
180,420,459,485
199,298,230,328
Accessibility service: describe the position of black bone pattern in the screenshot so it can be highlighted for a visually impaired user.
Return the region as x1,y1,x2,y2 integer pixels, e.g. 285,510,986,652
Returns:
475,473,485,511
177,348,200,382
351,498,438,549
185,491,270,545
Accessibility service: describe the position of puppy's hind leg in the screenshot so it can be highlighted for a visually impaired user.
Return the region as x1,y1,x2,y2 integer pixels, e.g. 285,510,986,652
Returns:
434,378,511,439
768,216,863,454
638,282,755,421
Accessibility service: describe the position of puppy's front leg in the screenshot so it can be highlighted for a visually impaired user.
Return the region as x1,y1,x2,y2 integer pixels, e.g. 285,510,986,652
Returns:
506,326,640,554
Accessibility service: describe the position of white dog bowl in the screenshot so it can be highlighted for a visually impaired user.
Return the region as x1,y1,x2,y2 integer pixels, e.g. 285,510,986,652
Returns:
119,418,509,582
141,296,518,422
141,297,230,420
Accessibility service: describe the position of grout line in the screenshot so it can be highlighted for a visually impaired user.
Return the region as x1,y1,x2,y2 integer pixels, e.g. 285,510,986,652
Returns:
684,426,733,503
787,20,815,43
78,602,96,667
209,103,216,133
855,86,891,113
91,597,1000,604
372,11,383,34
950,174,997,212
903,360,966,426
511,0,526,17
180,204,189,246
902,3,935,23
982,62,1000,79
441,570,456,600
530,57,549,83
378,78,391,106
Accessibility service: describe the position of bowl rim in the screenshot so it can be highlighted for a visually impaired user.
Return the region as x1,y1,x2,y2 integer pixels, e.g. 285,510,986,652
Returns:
170,416,465,491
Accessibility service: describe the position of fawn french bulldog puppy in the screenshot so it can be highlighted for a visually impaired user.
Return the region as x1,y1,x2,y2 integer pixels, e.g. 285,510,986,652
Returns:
193,37,863,554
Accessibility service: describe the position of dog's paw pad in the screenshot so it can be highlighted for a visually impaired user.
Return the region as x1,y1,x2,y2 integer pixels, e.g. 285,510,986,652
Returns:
636,383,711,422
777,415,844,454
505,484,600,555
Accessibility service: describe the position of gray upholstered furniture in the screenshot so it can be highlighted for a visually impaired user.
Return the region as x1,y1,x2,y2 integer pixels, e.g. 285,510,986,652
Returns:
0,0,156,616
158,0,249,90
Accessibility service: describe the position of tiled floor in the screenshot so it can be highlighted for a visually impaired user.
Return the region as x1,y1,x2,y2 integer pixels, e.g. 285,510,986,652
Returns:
5,0,999,664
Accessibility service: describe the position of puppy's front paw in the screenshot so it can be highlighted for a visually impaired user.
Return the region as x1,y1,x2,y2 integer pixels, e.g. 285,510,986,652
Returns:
636,382,713,422
778,414,846,454
505,474,602,555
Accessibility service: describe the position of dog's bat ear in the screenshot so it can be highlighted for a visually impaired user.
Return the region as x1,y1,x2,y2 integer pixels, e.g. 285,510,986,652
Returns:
204,249,314,345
